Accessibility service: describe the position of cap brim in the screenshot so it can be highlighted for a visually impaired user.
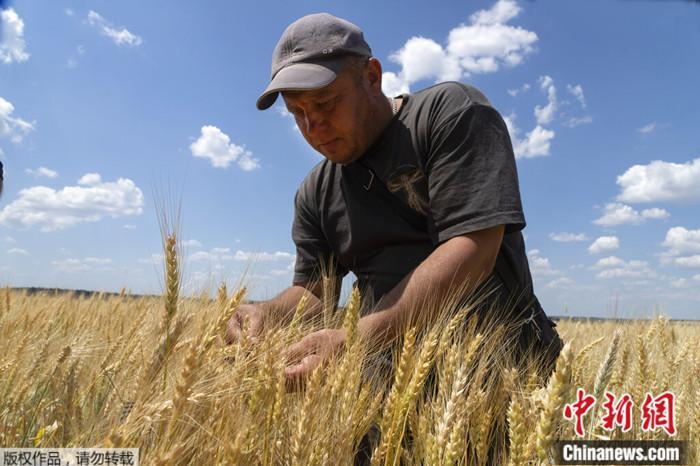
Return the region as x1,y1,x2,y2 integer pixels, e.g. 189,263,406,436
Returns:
256,59,344,110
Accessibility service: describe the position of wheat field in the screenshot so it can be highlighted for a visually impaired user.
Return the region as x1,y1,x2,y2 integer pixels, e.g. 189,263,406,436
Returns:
0,235,698,465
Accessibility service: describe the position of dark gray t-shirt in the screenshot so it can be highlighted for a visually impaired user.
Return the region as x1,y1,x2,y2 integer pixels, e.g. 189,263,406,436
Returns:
292,81,538,316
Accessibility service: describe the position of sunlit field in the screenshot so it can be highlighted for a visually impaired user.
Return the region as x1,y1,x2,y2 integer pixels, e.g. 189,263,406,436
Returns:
0,236,697,465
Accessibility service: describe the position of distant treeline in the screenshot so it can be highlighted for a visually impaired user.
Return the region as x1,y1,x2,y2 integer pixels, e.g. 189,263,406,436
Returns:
6,287,699,322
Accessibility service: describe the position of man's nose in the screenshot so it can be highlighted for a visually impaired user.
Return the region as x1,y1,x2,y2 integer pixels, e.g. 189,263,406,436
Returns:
302,111,326,135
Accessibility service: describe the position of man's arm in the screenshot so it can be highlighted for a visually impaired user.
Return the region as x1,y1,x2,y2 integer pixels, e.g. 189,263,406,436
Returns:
226,275,342,343
357,224,504,346
283,224,504,380
261,276,341,324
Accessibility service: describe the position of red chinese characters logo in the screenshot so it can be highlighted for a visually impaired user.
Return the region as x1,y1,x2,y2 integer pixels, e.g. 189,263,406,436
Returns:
641,391,676,436
601,391,634,433
563,390,676,437
563,388,596,437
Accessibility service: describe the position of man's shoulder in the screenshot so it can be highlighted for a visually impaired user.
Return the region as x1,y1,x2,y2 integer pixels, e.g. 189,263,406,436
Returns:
403,82,498,136
296,158,336,204
410,81,493,111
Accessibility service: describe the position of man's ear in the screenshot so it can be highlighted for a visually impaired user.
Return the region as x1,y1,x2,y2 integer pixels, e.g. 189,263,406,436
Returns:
365,57,384,96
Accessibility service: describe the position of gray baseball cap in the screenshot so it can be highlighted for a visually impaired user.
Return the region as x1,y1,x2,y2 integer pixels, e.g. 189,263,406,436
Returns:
256,13,371,110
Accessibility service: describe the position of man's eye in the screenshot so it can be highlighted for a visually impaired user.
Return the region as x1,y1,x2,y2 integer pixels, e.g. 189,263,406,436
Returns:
319,97,337,111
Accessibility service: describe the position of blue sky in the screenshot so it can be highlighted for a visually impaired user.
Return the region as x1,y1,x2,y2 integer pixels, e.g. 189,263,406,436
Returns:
1,0,699,319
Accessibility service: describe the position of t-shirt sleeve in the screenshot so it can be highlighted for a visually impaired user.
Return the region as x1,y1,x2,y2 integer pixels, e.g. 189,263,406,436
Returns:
425,103,526,244
291,188,347,285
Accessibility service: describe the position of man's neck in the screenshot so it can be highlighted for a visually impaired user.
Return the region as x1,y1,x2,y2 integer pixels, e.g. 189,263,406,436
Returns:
369,95,402,142
347,95,404,165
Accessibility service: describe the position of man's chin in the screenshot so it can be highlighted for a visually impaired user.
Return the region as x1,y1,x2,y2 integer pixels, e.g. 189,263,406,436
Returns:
318,149,359,165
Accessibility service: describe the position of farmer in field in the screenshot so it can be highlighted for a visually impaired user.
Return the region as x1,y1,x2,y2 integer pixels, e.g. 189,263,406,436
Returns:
227,13,562,383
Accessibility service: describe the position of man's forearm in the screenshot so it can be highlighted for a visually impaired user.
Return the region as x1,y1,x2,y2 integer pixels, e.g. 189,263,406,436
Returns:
357,225,504,347
260,284,323,324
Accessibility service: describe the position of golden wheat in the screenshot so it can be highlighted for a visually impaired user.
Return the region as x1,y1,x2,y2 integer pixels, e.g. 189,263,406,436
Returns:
0,281,697,465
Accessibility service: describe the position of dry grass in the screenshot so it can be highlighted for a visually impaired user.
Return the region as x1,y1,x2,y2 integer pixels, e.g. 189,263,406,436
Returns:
0,253,698,464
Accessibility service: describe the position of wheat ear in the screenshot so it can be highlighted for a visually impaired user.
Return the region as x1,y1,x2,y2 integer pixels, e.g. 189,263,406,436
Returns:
536,342,573,462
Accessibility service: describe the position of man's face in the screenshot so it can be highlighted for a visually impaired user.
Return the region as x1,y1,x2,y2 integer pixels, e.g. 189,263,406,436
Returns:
282,62,374,165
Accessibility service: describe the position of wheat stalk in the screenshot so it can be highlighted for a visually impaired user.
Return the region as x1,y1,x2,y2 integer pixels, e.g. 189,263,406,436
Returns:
372,327,417,466
536,342,572,462
343,286,362,347
507,394,527,466
292,366,323,466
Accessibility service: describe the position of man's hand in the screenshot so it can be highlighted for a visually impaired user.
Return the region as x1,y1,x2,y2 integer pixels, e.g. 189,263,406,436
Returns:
283,328,346,388
225,303,266,344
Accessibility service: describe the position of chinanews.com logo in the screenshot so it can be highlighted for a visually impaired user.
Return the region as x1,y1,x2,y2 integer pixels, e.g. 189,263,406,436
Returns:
554,389,689,465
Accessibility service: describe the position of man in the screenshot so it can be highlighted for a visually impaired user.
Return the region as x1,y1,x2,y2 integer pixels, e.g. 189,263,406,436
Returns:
227,13,562,383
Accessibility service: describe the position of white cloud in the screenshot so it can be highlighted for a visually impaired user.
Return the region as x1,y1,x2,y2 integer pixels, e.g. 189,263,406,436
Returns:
78,172,101,185
65,9,74,17
381,0,537,94
637,122,656,134
563,116,593,128
531,78,591,128
382,72,411,98
0,96,34,144
507,82,530,97
527,249,559,277
190,125,260,171
675,255,700,268
593,256,625,268
123,224,136,229
138,253,163,265
0,8,29,64
450,0,537,70
515,126,554,158
237,154,261,171
545,277,574,289
274,106,293,119
52,257,113,272
593,202,669,227
25,166,58,179
534,75,557,125
670,278,690,289
87,11,142,47
389,37,461,85
85,257,112,265
0,173,144,231
182,239,202,248
503,113,554,159
232,250,294,262
588,236,619,254
566,84,586,109
51,258,87,272
187,247,231,262
662,227,700,256
659,226,700,269
616,158,700,203
66,45,86,69
188,251,222,262
595,258,656,280
549,232,588,242
187,248,293,264
641,208,669,220
693,274,700,281
6,247,27,255
470,0,522,24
